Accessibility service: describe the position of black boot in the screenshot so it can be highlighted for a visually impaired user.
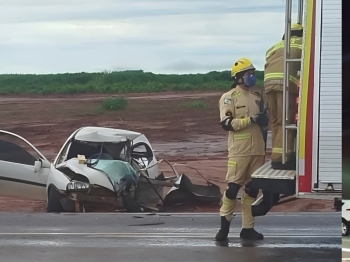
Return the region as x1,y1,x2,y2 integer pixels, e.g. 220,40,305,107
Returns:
215,216,231,241
240,228,264,240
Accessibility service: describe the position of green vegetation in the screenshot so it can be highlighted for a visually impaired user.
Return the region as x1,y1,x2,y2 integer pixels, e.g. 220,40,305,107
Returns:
101,97,128,111
187,100,207,108
0,70,264,95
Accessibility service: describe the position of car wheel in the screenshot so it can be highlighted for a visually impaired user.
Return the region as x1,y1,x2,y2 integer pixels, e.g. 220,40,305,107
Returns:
47,187,65,213
121,191,142,212
343,219,349,236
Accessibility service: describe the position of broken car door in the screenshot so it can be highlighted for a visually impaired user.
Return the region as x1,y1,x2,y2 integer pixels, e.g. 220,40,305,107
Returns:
130,141,159,179
0,130,51,201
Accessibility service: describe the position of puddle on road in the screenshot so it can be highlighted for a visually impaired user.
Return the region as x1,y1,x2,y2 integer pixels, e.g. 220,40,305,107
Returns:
0,235,341,250
147,240,341,249
3,239,72,247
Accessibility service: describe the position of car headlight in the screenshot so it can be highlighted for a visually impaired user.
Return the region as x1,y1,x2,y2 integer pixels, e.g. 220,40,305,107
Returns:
66,181,90,191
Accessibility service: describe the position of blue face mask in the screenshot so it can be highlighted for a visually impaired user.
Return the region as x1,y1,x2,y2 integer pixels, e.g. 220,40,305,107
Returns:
243,74,256,87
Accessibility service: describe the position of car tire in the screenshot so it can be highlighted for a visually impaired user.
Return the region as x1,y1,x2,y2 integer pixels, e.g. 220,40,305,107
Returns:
343,219,350,236
47,187,65,213
121,191,142,213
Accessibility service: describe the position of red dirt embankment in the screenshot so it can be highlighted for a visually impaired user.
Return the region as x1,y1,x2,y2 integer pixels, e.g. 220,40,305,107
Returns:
0,91,335,213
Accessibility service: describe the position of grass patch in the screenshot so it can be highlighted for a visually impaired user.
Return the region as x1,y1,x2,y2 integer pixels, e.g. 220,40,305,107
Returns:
101,97,128,111
187,100,207,108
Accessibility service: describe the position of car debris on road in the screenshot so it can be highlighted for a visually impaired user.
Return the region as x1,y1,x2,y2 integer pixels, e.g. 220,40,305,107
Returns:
0,126,221,213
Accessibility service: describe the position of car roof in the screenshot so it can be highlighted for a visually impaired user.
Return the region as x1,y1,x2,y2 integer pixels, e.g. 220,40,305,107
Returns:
74,126,142,143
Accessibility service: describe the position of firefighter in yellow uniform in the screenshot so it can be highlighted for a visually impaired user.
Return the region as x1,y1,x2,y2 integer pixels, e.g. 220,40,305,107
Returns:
215,58,268,241
264,23,303,170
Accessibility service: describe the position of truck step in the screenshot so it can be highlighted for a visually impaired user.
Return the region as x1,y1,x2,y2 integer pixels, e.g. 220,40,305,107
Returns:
251,160,296,180
249,160,296,195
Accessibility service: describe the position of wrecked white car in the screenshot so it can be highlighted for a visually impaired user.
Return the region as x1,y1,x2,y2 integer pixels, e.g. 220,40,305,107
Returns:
0,126,221,213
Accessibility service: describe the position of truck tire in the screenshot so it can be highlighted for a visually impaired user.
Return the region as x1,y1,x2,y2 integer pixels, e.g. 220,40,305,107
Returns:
47,187,65,213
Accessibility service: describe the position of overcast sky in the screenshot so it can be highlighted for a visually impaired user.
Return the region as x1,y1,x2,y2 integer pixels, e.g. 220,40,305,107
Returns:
0,0,299,74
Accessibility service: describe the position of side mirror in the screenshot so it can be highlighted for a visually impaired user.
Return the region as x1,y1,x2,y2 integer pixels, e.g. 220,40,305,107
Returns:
41,159,51,168
34,161,41,173
34,159,51,173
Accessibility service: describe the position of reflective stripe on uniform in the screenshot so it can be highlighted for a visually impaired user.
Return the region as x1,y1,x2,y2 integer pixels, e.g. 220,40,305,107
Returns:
264,79,283,86
264,73,298,84
266,41,284,58
233,133,251,140
266,40,303,60
272,147,283,154
232,91,241,99
228,160,237,167
241,117,249,128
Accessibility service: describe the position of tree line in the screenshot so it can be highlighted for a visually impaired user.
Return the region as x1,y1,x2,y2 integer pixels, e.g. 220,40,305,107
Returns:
0,70,265,94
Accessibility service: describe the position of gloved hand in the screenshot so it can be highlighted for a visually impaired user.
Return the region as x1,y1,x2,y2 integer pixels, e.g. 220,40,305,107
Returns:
251,110,268,127
221,116,234,131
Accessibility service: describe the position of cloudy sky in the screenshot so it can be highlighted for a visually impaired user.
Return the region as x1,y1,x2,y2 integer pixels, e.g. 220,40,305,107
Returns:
0,0,299,74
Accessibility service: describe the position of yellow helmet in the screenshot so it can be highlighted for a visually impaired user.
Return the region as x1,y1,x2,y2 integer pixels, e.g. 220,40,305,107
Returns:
291,23,303,31
231,58,256,77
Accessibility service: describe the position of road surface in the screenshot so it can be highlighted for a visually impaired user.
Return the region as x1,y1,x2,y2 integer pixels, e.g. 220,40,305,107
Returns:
343,236,350,260
0,212,341,262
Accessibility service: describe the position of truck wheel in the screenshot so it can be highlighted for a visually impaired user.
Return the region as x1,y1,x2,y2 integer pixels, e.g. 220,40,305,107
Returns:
343,219,349,236
47,187,65,213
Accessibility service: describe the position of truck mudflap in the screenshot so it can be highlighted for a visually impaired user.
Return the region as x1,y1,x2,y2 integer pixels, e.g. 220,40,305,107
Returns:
249,160,296,217
251,192,281,217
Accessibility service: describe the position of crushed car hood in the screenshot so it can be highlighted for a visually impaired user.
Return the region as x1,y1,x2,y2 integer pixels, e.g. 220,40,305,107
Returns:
59,158,139,193
58,158,115,191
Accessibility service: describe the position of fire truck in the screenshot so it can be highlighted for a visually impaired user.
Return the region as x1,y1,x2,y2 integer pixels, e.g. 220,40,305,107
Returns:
250,0,342,216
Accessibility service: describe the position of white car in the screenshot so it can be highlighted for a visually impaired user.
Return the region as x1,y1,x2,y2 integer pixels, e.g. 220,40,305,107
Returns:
0,126,221,213
343,200,350,236
0,127,160,212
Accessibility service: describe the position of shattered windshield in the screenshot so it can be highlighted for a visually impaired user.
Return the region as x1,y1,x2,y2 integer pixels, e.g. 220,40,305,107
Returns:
69,139,139,193
91,159,139,193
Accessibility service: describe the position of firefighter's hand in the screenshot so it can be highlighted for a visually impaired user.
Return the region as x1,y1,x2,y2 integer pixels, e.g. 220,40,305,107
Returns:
259,107,268,116
221,116,234,131
251,113,268,127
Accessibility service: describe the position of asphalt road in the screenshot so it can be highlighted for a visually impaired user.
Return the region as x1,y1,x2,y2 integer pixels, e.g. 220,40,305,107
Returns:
343,236,350,260
0,212,341,262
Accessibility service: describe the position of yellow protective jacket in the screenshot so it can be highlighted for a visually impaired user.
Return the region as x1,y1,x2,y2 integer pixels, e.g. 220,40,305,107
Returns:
218,85,266,157
264,36,303,94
